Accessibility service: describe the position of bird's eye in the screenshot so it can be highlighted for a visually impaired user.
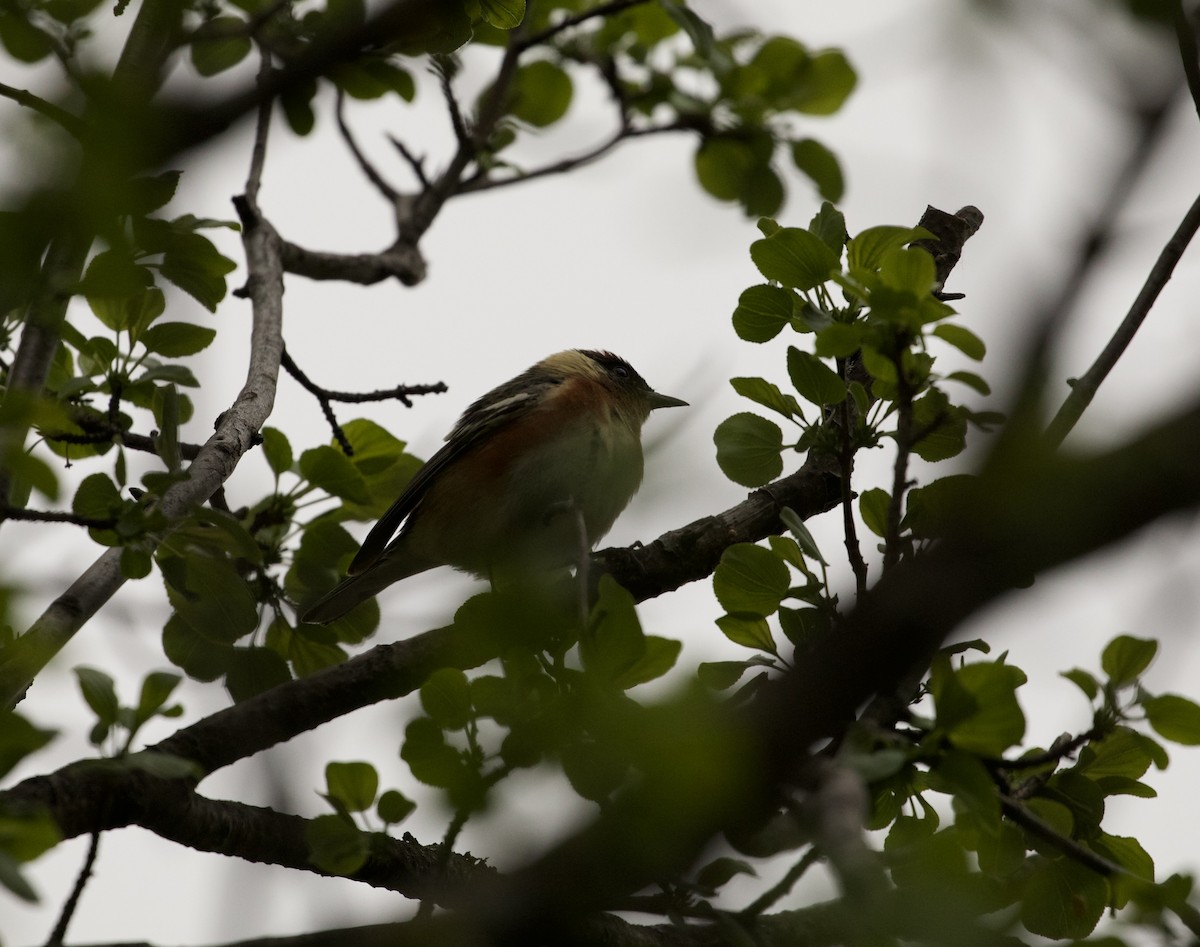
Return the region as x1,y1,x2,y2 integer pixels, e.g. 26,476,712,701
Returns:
612,364,629,379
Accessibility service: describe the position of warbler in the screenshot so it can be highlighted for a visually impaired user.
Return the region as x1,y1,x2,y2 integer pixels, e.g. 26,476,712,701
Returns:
300,349,687,624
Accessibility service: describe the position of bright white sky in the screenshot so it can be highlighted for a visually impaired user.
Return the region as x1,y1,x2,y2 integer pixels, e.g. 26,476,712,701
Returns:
7,0,1200,942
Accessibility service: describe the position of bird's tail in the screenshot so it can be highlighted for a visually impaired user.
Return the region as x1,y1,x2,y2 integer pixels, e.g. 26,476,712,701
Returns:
299,553,431,624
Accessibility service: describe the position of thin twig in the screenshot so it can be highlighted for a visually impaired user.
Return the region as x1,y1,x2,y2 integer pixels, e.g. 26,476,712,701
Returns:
989,727,1104,774
0,81,85,137
281,348,353,455
44,831,101,946
456,121,693,196
1174,0,1200,123
999,795,1121,877
245,49,274,207
835,357,868,597
279,347,446,454
335,89,401,201
433,54,470,148
389,135,430,188
515,0,652,52
1044,190,1200,449
0,505,116,530
741,848,821,916
882,367,913,572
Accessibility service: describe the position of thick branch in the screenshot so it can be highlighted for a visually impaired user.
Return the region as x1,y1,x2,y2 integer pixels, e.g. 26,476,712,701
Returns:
280,240,426,286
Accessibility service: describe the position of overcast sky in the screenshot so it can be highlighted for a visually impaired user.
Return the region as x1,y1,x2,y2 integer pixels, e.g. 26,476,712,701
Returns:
7,0,1200,941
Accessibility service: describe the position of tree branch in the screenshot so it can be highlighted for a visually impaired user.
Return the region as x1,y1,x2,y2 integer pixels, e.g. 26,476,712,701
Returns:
0,201,286,710
279,240,427,286
0,80,85,137
1044,188,1200,448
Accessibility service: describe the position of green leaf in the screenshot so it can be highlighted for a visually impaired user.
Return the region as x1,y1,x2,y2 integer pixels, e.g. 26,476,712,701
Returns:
858,488,890,538
261,427,293,477
740,166,784,218
330,59,415,100
1093,775,1156,799
662,0,716,59
1080,729,1152,777
931,659,1027,756
1101,634,1157,687
943,370,991,396
163,554,260,645
74,666,119,726
698,660,757,690
1093,833,1154,908
750,227,839,290
934,750,999,826
1060,667,1099,701
159,232,237,312
903,474,977,540
0,712,56,781
479,0,524,29
713,412,783,487
779,507,826,564
777,606,828,647
0,12,55,62
788,48,856,115
1020,857,1107,939
401,717,463,789
729,376,802,420
1143,694,1200,745
299,445,372,504
791,138,844,202
224,647,291,701
715,614,776,654
305,814,369,875
582,575,647,686
190,18,252,76
139,322,217,357
81,249,153,301
135,671,182,725
878,246,936,295
786,346,845,406
933,323,986,361
420,668,472,731
731,284,795,343
162,613,232,682
695,137,758,202
282,77,318,135
72,473,122,521
713,543,790,617
612,635,682,690
808,201,847,254
326,761,379,813
910,390,967,462
508,59,572,126
376,789,416,825
696,856,756,893
847,225,927,273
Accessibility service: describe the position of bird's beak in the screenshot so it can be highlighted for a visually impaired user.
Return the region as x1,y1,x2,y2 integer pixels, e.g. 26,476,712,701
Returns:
646,390,688,410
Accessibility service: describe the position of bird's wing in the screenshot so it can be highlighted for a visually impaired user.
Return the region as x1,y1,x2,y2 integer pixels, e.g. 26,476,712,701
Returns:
347,366,560,574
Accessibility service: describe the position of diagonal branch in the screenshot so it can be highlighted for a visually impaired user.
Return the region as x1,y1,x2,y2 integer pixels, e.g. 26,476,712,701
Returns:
0,80,85,137
1044,189,1200,448
0,201,286,711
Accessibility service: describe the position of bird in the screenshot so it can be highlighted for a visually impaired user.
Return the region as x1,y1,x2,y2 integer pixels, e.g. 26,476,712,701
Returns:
299,349,687,624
